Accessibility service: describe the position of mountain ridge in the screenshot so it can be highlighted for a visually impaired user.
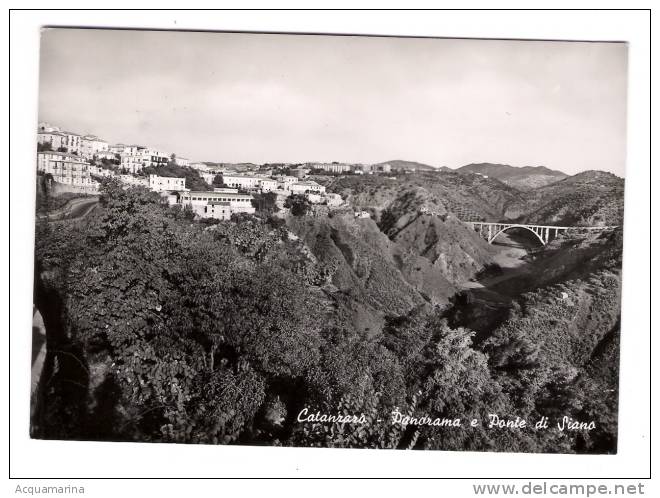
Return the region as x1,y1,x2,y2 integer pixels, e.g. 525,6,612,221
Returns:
457,162,569,191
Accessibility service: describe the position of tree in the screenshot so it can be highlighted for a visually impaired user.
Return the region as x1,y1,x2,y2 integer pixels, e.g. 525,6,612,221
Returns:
284,194,311,216
251,192,279,216
37,142,52,152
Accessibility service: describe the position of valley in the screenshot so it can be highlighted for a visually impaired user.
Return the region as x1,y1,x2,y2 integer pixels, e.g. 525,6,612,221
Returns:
33,162,624,454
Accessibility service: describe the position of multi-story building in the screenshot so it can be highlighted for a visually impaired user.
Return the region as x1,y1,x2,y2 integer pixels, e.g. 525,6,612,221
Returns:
258,178,277,192
81,135,109,159
59,132,83,154
120,153,145,174
119,147,169,173
175,157,191,167
37,128,83,154
142,148,170,168
274,175,299,190
288,180,326,195
37,130,66,150
204,201,232,220
308,162,352,174
148,174,186,192
37,151,95,187
222,174,262,191
177,190,255,217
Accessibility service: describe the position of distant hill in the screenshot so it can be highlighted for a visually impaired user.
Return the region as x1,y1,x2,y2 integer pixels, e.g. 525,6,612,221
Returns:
503,170,624,226
457,163,568,190
374,160,439,171
327,170,525,222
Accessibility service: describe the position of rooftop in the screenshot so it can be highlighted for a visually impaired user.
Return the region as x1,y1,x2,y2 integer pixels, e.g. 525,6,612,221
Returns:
37,151,86,160
183,191,253,198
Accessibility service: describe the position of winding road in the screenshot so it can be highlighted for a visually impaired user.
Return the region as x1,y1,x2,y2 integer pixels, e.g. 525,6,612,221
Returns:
37,196,99,222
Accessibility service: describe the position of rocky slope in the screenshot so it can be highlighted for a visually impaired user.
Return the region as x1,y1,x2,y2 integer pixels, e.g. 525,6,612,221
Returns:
379,188,498,285
328,170,525,222
457,163,568,190
286,213,458,335
503,171,624,226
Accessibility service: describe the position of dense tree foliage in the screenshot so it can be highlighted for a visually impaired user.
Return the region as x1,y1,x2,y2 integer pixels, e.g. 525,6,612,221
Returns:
141,164,211,191
32,179,621,453
284,194,311,216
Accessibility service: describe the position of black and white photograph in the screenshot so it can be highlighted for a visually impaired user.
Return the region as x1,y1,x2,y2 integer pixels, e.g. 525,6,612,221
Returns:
29,27,628,456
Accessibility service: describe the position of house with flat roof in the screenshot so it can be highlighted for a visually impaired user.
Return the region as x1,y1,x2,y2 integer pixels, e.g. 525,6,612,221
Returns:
204,201,232,220
81,135,109,159
177,190,255,218
37,151,96,188
222,174,262,191
149,174,186,192
289,180,326,195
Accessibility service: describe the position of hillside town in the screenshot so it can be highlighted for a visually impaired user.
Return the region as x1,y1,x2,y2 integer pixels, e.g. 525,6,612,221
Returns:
36,122,404,220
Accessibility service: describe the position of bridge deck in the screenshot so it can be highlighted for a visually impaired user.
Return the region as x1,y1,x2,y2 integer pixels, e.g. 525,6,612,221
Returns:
465,222,618,230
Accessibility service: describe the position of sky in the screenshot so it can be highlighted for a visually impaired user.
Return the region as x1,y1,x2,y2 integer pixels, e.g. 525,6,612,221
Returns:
38,29,628,176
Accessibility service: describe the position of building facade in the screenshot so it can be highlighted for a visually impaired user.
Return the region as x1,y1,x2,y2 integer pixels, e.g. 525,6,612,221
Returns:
222,174,262,191
258,178,278,192
308,162,352,174
37,151,96,187
148,174,187,192
288,181,326,195
177,190,256,218
119,147,169,173
204,201,232,220
81,135,109,159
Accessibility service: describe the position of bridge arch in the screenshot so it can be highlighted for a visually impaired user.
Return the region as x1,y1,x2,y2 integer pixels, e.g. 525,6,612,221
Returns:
489,224,546,246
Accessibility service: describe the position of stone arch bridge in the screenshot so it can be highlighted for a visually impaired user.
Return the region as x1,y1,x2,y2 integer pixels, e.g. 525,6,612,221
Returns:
465,221,618,246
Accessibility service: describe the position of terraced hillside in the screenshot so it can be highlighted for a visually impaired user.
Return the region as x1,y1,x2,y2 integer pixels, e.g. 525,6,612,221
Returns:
457,163,568,190
327,170,525,222
503,171,624,226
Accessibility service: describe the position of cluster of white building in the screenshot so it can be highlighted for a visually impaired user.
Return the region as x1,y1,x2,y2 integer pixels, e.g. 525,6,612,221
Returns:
38,123,110,160
306,162,392,174
170,188,256,220
161,172,344,220
37,149,188,194
37,122,191,175
36,122,346,221
216,173,344,207
36,151,97,189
